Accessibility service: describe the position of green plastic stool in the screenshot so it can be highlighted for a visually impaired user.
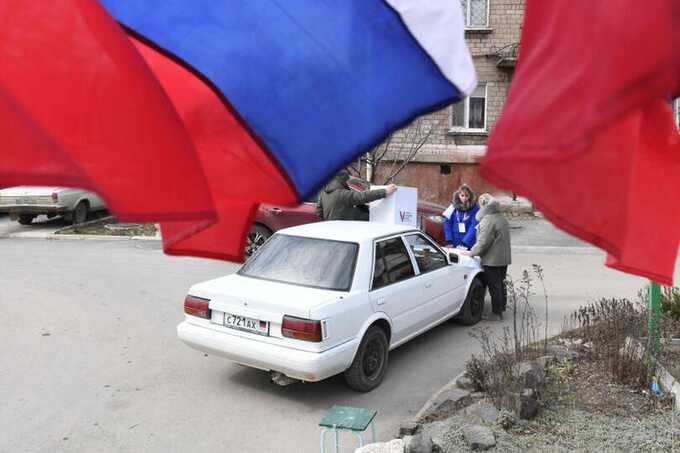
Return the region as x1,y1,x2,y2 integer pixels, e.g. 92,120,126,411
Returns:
319,405,377,453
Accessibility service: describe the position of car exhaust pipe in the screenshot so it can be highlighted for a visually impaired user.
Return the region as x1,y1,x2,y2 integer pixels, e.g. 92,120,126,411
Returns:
269,371,300,386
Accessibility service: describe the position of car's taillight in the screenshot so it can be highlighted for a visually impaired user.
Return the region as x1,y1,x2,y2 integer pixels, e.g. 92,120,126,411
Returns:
184,295,211,319
282,315,322,342
51,192,58,203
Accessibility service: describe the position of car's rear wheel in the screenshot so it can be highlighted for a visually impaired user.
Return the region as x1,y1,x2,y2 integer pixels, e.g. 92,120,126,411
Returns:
17,214,35,225
245,225,272,257
343,326,389,392
73,201,89,225
456,277,485,326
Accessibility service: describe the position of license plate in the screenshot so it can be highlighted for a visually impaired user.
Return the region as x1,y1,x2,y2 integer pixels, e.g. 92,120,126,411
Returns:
223,312,269,336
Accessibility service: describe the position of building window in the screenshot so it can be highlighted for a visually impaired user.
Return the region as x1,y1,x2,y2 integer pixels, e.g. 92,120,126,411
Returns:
450,83,487,132
461,0,489,28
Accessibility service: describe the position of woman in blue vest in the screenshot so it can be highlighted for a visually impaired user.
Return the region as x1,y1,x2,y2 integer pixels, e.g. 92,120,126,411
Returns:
443,184,479,249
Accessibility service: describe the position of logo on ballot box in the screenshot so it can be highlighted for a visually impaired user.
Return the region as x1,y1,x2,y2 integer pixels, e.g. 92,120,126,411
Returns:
399,210,414,224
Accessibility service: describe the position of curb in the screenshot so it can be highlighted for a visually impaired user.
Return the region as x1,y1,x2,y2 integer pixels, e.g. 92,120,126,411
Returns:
512,245,600,255
412,376,462,423
6,232,161,241
53,215,116,234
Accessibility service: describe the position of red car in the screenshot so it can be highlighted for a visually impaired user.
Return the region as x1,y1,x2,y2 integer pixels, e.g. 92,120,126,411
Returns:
246,177,447,256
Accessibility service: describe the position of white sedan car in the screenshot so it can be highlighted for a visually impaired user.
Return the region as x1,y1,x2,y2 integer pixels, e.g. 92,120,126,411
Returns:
178,221,485,391
0,186,106,225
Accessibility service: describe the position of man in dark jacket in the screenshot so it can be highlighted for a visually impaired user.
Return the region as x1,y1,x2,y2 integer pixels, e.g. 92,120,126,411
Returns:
460,193,512,320
316,170,397,221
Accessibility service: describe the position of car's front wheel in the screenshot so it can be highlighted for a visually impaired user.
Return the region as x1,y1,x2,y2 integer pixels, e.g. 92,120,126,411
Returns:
456,277,485,326
17,214,35,225
343,326,389,392
245,225,272,257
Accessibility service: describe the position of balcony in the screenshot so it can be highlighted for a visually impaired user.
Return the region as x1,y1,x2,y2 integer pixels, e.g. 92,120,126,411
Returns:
488,42,519,70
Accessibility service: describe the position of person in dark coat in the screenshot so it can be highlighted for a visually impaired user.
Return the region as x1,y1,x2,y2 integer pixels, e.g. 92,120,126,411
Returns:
460,193,512,320
443,183,479,249
315,170,397,221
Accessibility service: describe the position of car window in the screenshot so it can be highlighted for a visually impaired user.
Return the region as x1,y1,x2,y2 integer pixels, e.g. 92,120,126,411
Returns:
372,237,415,290
404,234,448,274
238,235,357,291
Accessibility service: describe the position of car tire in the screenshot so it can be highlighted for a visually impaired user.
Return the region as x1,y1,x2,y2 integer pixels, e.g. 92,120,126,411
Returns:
17,214,35,225
245,225,272,257
343,326,389,392
72,201,89,225
456,277,485,326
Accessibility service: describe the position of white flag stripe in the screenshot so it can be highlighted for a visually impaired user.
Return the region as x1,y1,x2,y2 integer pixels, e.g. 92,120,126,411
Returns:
385,0,477,96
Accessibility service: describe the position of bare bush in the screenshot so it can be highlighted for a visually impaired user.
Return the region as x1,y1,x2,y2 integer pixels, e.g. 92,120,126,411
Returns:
505,269,542,361
661,287,680,322
533,264,549,353
637,286,680,336
466,326,517,407
564,298,649,388
465,268,547,409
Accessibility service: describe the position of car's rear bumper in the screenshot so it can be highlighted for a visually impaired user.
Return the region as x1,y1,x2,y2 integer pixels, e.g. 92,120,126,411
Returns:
177,321,359,382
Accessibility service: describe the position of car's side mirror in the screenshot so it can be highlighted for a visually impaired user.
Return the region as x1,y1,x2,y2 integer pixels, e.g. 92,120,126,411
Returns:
448,252,459,264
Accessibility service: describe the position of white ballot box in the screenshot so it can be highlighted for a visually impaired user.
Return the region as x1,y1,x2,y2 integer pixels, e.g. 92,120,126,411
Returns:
369,185,418,228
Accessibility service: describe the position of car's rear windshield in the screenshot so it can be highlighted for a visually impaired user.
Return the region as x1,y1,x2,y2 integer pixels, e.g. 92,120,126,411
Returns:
238,234,358,291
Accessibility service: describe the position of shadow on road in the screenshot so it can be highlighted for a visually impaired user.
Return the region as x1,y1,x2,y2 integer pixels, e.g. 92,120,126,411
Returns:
220,314,503,411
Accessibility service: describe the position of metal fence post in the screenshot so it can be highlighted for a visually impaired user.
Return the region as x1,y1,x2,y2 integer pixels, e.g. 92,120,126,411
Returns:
649,281,662,356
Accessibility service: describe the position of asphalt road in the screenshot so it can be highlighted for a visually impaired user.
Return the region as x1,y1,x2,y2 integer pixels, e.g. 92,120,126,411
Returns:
0,221,667,453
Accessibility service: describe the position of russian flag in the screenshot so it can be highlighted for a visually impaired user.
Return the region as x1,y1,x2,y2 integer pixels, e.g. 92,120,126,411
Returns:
1,1,475,261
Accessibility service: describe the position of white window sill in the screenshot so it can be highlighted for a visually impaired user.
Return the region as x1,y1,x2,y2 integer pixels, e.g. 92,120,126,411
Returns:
448,129,488,137
465,28,493,35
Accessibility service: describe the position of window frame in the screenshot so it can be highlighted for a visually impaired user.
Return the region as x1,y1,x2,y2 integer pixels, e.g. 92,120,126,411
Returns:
369,234,419,291
449,82,488,133
403,233,449,275
461,0,490,29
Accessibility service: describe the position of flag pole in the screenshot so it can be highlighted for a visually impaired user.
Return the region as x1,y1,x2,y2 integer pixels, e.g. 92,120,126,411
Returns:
649,281,662,356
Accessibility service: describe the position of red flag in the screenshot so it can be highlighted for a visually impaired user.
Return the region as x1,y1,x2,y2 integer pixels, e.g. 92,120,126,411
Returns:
0,87,90,189
0,1,215,224
131,39,298,260
604,101,680,284
483,0,680,285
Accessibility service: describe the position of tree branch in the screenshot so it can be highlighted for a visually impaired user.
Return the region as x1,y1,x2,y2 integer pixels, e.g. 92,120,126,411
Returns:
384,120,439,183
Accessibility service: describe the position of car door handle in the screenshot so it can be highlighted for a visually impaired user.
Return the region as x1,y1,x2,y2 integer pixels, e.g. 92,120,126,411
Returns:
376,298,387,306
424,282,432,289
267,207,282,214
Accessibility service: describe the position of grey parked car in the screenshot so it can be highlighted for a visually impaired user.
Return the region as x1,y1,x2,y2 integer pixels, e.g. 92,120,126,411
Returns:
0,186,106,225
